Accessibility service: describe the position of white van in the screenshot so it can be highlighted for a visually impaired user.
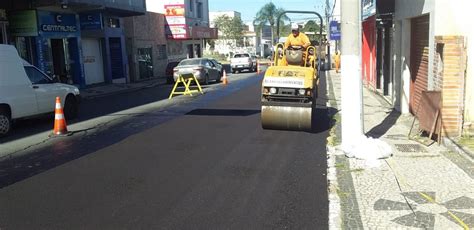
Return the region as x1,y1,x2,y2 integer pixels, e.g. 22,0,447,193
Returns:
0,44,81,136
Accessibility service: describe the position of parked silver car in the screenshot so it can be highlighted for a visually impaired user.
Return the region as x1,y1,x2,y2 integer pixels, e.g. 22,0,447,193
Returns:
173,58,223,85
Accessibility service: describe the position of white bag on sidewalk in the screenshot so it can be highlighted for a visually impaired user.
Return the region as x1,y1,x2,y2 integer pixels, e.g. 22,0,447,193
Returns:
343,135,393,168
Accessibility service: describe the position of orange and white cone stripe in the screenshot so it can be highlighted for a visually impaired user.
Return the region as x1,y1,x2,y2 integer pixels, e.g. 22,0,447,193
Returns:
53,97,69,135
222,70,228,85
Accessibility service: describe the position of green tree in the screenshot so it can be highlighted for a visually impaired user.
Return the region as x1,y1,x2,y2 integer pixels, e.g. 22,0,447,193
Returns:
302,20,323,42
213,15,245,48
253,2,289,43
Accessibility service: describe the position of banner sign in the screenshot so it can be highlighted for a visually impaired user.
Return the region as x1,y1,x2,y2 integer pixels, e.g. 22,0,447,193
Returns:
329,20,341,41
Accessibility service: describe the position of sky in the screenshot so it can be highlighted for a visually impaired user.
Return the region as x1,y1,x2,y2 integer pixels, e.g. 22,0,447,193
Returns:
208,0,331,24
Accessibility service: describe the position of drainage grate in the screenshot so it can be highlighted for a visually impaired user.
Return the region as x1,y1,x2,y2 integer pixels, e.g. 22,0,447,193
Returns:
395,144,427,153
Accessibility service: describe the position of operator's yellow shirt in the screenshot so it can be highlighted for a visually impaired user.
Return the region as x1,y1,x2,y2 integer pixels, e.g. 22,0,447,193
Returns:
284,32,311,49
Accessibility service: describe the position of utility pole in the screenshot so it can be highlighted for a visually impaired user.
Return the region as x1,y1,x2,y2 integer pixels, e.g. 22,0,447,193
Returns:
341,0,364,151
325,0,331,69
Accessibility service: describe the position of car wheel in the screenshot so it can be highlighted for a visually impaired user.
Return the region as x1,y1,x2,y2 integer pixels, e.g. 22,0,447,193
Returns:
0,108,11,137
216,72,221,82
64,95,79,120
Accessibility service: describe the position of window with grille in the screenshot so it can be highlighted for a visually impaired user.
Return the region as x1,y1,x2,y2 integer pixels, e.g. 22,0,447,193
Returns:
157,45,167,60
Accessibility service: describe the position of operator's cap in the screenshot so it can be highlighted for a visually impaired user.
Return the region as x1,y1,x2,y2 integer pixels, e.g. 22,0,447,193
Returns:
291,23,299,31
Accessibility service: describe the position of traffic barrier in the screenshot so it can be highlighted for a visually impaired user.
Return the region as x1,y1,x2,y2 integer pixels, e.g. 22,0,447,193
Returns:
169,73,204,99
52,97,70,136
222,70,228,85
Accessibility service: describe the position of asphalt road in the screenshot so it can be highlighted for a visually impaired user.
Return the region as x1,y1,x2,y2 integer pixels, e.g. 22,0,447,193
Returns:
0,71,330,229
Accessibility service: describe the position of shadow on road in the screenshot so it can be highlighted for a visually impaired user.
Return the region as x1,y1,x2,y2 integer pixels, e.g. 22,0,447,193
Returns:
186,109,260,116
0,83,175,144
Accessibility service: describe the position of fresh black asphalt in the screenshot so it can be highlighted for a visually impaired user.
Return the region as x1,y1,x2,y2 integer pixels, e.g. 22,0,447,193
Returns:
0,72,330,229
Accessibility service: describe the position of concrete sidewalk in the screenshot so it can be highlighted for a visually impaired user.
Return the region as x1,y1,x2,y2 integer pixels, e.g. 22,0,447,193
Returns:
326,70,474,229
80,78,167,100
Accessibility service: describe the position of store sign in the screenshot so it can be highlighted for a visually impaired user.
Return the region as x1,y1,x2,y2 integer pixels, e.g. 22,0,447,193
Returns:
166,24,188,39
164,3,188,40
165,17,186,25
79,12,103,30
190,26,218,39
164,4,185,17
9,10,38,36
329,21,341,41
38,11,78,35
362,0,376,20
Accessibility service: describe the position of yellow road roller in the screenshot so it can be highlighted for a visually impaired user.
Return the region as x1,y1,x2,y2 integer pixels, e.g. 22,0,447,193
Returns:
261,11,324,131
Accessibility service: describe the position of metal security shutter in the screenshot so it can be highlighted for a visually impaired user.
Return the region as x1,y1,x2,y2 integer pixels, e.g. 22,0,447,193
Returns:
410,14,429,115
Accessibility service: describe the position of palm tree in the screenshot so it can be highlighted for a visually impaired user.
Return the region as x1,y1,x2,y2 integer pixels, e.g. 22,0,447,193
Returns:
253,2,289,44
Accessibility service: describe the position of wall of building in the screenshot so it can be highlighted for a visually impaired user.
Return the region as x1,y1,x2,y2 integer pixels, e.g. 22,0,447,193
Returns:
393,0,435,113
124,12,168,81
393,0,473,136
431,0,474,129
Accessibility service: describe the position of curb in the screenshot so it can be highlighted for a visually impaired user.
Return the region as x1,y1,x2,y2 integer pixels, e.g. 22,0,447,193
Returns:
443,137,474,162
82,80,167,100
326,70,343,230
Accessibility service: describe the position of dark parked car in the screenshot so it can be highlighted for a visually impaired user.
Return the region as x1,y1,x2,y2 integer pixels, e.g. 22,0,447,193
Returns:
166,61,180,84
173,58,223,85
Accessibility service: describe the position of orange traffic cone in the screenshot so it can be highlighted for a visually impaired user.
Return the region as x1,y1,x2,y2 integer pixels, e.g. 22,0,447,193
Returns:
222,69,228,85
52,97,69,136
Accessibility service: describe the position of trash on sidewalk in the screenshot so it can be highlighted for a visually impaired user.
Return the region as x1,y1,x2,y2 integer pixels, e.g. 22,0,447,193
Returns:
343,135,393,168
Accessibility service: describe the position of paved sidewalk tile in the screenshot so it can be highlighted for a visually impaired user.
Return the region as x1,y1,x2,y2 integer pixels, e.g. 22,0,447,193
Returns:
327,70,474,229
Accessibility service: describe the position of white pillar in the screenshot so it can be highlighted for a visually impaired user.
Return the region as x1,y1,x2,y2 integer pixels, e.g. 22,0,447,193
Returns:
341,0,364,150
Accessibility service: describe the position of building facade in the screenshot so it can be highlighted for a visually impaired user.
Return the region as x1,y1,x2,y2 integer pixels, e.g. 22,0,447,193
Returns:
361,0,395,101
2,0,145,88
390,0,473,138
123,12,168,81
146,0,217,62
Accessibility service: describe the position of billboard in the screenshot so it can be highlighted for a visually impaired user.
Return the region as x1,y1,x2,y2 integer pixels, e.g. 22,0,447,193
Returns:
164,3,188,39
165,4,185,17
